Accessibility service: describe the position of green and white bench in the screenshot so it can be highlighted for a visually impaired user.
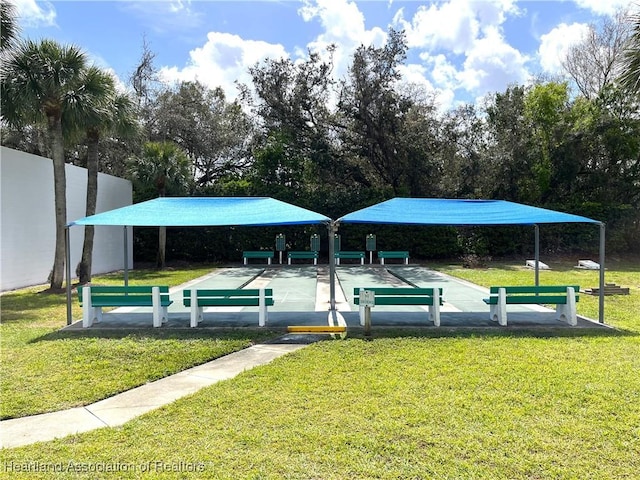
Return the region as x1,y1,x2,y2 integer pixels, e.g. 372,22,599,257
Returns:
353,287,444,326
335,251,365,265
242,251,274,265
483,285,580,326
78,285,172,328
183,288,274,327
377,251,409,265
287,251,319,265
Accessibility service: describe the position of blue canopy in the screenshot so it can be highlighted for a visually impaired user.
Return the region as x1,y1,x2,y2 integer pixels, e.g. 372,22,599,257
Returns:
338,198,600,226
70,197,332,227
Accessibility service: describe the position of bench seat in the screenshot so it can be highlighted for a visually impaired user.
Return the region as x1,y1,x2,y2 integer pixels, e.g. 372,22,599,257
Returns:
287,251,319,265
242,251,274,265
183,288,274,327
353,287,443,326
377,251,409,265
483,285,580,326
78,285,172,328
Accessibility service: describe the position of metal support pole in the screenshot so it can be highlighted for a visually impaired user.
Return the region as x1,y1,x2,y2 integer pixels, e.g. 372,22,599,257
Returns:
65,226,73,325
534,224,540,288
123,226,129,287
328,221,337,311
599,223,606,323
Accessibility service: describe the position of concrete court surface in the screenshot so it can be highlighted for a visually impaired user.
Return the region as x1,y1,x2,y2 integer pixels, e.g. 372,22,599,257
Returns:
63,264,607,330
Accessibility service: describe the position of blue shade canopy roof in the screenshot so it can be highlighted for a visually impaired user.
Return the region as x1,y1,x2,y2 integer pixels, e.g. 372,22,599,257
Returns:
70,197,332,227
338,198,600,226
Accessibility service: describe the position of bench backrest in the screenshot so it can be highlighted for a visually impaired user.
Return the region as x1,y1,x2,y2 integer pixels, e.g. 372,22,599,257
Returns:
489,285,579,295
353,287,443,306
183,288,274,307
354,287,442,296
78,285,170,302
184,288,273,298
243,251,274,257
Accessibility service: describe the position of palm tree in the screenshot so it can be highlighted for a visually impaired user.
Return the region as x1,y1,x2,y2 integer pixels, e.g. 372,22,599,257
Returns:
620,10,640,93
1,1,19,53
1,39,88,290
70,67,139,284
127,141,192,268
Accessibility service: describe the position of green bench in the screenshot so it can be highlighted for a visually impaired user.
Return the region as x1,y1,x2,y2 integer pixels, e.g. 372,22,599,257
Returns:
335,251,365,265
483,285,580,326
287,251,319,265
353,287,444,326
78,285,172,328
243,251,274,265
378,251,409,265
183,288,274,327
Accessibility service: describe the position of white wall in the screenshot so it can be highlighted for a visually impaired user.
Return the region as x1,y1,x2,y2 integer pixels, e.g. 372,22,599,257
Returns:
1,147,133,291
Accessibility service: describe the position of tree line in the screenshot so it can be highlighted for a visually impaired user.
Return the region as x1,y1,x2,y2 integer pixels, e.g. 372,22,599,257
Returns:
2,3,639,289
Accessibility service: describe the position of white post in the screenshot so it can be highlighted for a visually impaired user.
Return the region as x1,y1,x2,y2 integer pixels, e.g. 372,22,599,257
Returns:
497,287,507,326
359,288,365,326
152,286,161,328
562,287,577,326
82,286,92,328
190,288,199,328
431,289,441,327
258,289,267,327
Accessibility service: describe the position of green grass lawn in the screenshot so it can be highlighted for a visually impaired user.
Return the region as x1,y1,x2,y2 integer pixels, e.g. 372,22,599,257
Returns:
1,260,639,479
0,265,278,419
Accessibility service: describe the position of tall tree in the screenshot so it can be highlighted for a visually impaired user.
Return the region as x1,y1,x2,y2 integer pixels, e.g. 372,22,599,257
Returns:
619,10,640,93
1,39,88,289
152,81,253,186
70,68,139,283
127,141,191,268
562,9,633,99
338,29,413,194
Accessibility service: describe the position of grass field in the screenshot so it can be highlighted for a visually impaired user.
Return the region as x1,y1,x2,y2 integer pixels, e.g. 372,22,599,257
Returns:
1,259,639,479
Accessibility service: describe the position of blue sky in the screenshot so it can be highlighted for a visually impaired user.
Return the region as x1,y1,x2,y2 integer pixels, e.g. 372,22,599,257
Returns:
15,0,636,109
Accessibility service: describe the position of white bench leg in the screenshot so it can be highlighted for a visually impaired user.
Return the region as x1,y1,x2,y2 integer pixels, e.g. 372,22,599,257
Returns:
243,257,248,265
430,289,441,327
360,258,364,265
556,287,577,326
490,288,507,326
404,257,409,265
190,288,199,327
258,289,267,327
152,286,162,327
380,258,385,265
82,287,96,328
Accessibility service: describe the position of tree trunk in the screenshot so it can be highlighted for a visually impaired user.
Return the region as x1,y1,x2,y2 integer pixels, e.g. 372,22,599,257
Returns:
78,132,99,283
157,226,166,269
49,114,67,290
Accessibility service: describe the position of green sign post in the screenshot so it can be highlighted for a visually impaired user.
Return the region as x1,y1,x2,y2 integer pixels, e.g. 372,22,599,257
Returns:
275,233,286,264
366,234,376,264
310,234,320,252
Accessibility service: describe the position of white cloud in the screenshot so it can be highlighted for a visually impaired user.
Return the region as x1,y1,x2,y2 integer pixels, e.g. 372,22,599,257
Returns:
538,22,590,74
158,32,288,100
394,0,479,54
299,0,387,79
394,0,527,99
458,26,530,93
13,0,56,28
572,0,636,16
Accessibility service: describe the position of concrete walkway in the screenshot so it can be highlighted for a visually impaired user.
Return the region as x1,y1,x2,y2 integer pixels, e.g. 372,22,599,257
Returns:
1,341,307,449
